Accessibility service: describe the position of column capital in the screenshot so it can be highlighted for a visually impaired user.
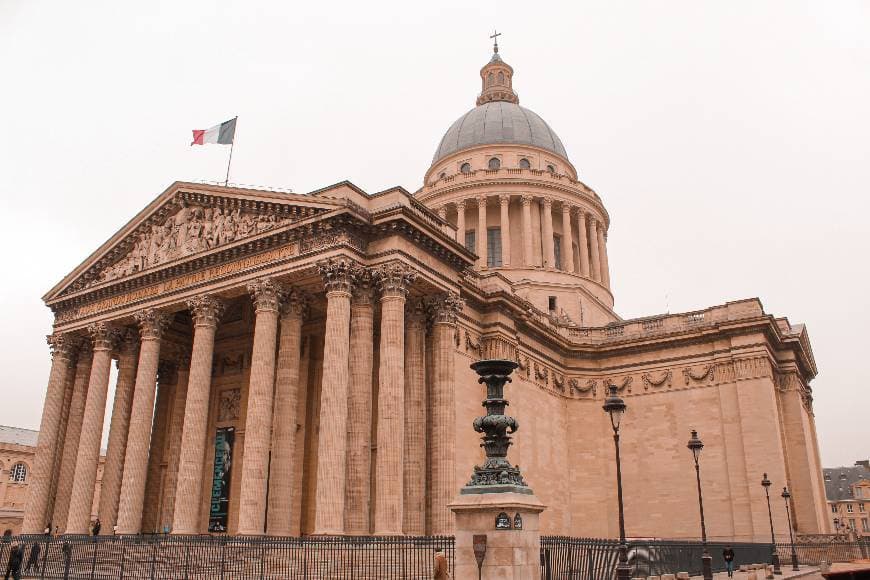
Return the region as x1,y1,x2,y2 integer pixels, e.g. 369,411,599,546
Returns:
560,200,572,214
406,298,427,328
248,278,287,313
427,292,464,325
455,199,466,210
167,345,192,370
572,206,585,219
350,267,377,306
375,263,417,300
47,332,80,361
134,309,173,341
476,194,488,207
186,295,225,328
521,194,534,207
280,287,310,320
317,257,356,295
118,328,140,355
541,197,553,209
498,194,511,206
88,322,121,351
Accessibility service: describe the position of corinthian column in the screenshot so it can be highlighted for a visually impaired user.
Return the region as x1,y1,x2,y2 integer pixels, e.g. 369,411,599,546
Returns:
561,202,575,273
541,197,555,268
141,363,174,533
52,341,91,532
22,333,78,533
237,278,286,535
96,329,139,533
344,270,376,535
499,194,511,267
456,200,466,247
159,350,191,532
428,292,463,534
66,322,120,534
589,218,602,282
576,208,590,277
172,296,224,534
477,195,488,268
374,263,416,534
521,195,534,267
598,225,611,288
403,300,427,535
313,258,354,535
116,309,171,534
267,289,308,536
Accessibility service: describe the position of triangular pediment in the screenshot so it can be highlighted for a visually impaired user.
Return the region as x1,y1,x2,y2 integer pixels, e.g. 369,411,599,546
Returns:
45,181,345,302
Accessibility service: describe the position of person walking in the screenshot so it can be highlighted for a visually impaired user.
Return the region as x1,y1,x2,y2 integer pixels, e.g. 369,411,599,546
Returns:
22,543,40,575
433,549,450,579
91,518,101,536
4,542,23,580
723,545,736,578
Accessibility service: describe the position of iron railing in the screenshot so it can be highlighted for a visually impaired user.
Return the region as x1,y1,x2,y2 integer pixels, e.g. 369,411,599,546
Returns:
0,534,454,579
776,539,870,566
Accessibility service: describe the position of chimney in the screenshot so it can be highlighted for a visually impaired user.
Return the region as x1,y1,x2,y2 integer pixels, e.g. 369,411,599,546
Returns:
855,460,870,470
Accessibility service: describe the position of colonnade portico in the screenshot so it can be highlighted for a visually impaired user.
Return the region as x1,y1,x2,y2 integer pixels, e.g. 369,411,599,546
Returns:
439,194,611,286
26,256,463,538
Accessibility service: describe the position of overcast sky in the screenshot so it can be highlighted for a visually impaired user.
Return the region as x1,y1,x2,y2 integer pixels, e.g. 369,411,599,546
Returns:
1,1,867,467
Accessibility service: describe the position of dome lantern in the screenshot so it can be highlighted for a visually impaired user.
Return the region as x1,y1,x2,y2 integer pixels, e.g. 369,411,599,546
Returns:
477,31,519,106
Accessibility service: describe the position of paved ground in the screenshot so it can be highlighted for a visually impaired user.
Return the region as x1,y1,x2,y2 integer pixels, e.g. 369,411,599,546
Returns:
688,568,822,580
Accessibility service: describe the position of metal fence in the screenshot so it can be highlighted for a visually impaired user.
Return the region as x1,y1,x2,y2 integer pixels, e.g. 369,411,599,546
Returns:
776,539,870,566
0,534,454,579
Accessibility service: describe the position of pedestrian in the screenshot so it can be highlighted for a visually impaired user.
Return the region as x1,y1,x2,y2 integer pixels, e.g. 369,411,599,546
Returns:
433,548,450,579
723,545,735,578
23,543,40,575
91,518,101,536
4,542,23,580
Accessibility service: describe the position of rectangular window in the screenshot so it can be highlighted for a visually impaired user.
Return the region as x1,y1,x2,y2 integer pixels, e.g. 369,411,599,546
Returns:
833,504,839,514
863,519,869,532
548,296,557,311
848,504,854,513
553,235,562,270
858,488,864,499
487,227,503,267
849,519,856,530
465,230,476,253
861,503,866,512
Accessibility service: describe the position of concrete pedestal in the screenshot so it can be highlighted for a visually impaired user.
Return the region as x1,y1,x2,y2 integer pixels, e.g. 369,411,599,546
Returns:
449,491,546,580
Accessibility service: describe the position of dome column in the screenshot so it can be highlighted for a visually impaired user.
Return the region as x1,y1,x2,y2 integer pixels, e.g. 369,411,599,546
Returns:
598,224,611,288
560,201,575,273
499,194,511,267
541,198,555,268
576,208,591,277
589,217,602,282
456,200,466,248
521,195,534,267
476,196,488,268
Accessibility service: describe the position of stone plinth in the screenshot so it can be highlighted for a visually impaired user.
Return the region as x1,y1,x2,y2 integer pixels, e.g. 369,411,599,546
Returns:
449,491,546,580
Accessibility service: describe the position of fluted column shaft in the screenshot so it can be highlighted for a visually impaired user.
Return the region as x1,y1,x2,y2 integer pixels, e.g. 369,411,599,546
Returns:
542,198,555,268
344,274,375,535
97,331,139,532
561,203,575,273
577,209,591,277
403,302,427,535
22,334,77,533
46,359,76,528
172,296,224,534
374,264,415,534
267,290,307,535
141,368,173,533
521,196,534,266
52,345,92,532
428,293,462,534
499,194,511,267
314,259,354,535
159,355,190,532
477,196,488,268
589,218,602,282
66,323,118,534
115,310,170,533
598,225,611,288
456,200,466,247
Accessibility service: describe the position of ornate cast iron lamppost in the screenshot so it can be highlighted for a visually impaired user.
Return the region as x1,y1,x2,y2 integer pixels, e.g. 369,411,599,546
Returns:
761,473,782,575
782,487,800,571
603,386,631,580
461,359,531,495
687,430,713,580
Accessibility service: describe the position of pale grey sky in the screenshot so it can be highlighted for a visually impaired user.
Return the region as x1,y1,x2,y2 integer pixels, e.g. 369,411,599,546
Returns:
1,1,867,467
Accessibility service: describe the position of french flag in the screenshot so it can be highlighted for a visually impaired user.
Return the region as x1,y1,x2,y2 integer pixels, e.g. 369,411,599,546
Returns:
191,117,237,146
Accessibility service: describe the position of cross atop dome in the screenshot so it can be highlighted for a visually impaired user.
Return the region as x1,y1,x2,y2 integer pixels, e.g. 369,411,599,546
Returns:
477,32,519,106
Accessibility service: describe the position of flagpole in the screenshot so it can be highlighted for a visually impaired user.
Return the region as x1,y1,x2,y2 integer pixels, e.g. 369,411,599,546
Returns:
224,116,238,187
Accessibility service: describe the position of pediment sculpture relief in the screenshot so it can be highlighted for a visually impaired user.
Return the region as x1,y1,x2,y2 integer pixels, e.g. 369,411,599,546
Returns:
78,199,308,291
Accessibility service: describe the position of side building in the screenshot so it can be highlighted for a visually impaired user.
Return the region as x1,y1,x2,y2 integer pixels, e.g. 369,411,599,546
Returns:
825,461,870,537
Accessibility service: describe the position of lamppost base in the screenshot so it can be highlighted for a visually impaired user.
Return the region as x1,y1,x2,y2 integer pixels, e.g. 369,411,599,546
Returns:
701,554,713,580
791,552,800,571
772,552,782,575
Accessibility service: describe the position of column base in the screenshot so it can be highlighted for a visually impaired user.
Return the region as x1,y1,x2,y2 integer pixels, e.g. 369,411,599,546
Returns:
449,491,546,580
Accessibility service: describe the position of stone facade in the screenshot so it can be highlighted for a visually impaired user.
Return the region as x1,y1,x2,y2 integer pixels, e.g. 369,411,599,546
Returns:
825,461,870,536
22,48,828,541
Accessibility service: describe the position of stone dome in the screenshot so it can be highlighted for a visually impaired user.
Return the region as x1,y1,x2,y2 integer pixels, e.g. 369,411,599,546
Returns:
432,102,569,165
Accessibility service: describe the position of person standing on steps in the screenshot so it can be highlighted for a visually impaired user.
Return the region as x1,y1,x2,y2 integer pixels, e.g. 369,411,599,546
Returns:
723,545,736,578
433,548,450,579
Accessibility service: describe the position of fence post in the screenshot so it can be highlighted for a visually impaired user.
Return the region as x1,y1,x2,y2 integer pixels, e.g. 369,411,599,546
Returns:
149,539,158,580
184,539,191,580
62,541,71,580
119,540,126,580
89,539,98,579
260,539,266,580
219,536,226,580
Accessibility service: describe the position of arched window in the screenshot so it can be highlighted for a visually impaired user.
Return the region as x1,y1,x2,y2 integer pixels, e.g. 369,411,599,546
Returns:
487,73,494,87
497,71,505,85
9,463,26,483
438,172,446,179
546,164,556,174
460,162,472,174
488,157,501,170
519,158,531,169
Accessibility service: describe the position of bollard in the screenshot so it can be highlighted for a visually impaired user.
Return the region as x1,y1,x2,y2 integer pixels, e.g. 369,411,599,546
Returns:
676,573,690,580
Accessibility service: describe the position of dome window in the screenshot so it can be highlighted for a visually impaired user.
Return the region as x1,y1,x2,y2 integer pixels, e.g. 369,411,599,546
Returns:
488,157,501,170
519,158,531,169
497,71,505,85
546,164,556,174
438,172,446,179
460,163,472,174
487,72,494,87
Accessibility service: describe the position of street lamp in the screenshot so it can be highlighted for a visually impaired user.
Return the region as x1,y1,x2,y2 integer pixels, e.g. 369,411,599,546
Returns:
782,487,800,571
687,430,713,580
761,473,782,575
603,386,631,580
